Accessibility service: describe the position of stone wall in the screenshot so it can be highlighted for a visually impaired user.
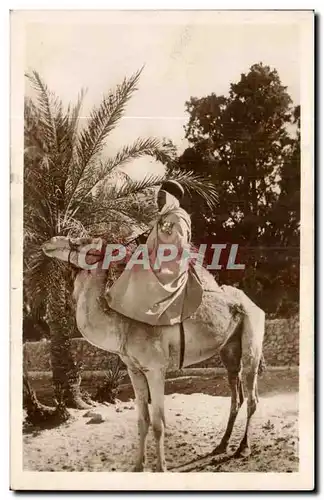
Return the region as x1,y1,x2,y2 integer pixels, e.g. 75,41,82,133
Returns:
24,316,299,372
262,316,299,366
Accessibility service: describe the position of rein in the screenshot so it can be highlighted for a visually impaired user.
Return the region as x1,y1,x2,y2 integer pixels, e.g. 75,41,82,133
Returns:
66,237,136,271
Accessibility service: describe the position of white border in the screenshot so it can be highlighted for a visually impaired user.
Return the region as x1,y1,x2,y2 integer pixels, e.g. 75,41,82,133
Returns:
8,8,315,492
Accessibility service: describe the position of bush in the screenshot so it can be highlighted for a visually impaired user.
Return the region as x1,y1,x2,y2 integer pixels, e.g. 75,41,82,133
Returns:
93,359,125,404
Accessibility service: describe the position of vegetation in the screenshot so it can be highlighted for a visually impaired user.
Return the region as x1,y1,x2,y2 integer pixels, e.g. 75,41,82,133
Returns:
23,62,300,420
93,359,125,404
23,353,70,428
23,68,217,409
166,63,300,316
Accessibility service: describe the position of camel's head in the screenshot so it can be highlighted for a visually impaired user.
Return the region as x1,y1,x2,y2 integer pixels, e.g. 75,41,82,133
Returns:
42,236,70,259
42,236,105,269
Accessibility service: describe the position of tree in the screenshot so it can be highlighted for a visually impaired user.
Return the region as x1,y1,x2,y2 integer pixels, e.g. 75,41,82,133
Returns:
260,105,300,315
23,292,49,342
169,63,300,314
265,105,300,247
24,68,218,408
23,362,70,428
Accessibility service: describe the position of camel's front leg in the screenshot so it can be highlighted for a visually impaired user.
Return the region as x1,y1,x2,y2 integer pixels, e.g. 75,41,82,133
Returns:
127,367,150,472
146,369,167,472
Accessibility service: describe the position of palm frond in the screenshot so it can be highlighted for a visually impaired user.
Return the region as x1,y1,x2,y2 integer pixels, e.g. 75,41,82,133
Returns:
68,137,172,215
103,169,219,213
54,111,77,196
86,210,136,238
65,68,144,207
104,173,163,201
25,71,59,153
24,157,59,230
24,211,53,241
108,207,152,230
58,214,89,239
165,169,219,210
68,88,86,142
24,97,47,156
70,172,160,228
62,88,86,188
26,73,85,200
102,137,177,175
23,249,52,308
85,204,152,237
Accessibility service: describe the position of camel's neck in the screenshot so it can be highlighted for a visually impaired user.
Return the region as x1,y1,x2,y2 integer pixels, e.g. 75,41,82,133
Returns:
74,269,126,354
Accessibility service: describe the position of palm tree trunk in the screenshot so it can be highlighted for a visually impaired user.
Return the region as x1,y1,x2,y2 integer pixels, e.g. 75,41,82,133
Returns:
47,262,90,409
23,353,70,425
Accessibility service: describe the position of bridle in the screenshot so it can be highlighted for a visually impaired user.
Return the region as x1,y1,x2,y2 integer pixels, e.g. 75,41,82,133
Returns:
67,240,80,266
67,238,108,269
66,235,140,270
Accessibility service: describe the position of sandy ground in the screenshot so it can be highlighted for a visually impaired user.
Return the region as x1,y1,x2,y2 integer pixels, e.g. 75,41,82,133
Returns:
23,392,298,472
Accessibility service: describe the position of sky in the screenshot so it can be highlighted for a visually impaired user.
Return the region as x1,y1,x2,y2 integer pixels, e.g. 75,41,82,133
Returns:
25,12,300,179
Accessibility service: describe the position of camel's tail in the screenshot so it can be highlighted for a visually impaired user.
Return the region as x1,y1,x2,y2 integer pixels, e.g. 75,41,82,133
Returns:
221,285,266,381
258,352,266,376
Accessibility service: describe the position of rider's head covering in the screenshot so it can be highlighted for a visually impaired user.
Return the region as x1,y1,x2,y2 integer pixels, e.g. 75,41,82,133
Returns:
160,180,184,202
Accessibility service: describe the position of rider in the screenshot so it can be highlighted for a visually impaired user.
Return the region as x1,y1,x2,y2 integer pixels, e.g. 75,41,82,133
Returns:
105,180,203,326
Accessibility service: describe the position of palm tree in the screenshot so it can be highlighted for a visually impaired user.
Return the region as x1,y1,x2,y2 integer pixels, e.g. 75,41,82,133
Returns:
24,68,218,408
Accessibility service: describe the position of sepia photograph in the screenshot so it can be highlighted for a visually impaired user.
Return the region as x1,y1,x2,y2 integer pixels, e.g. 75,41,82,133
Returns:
10,9,314,491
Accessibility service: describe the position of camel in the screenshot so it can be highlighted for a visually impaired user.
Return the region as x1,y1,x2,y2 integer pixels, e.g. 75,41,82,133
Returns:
42,235,265,472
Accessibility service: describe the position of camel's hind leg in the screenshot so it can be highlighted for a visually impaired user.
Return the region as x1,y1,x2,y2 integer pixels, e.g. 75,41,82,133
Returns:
233,370,258,458
213,332,244,455
127,367,150,472
234,308,265,458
